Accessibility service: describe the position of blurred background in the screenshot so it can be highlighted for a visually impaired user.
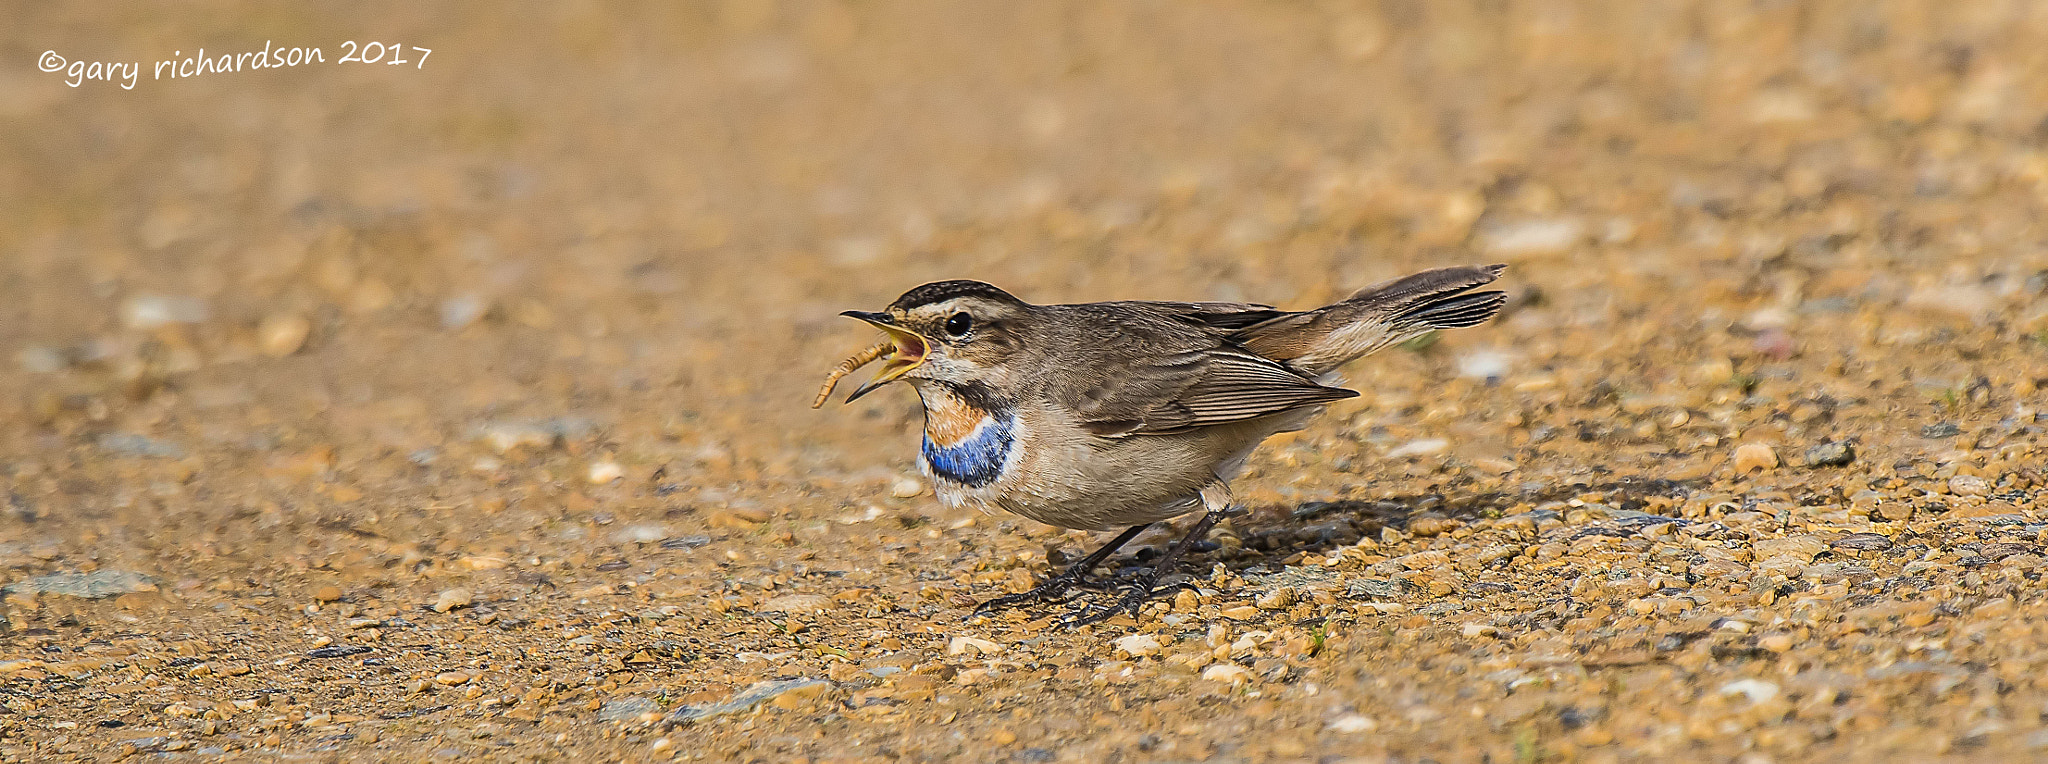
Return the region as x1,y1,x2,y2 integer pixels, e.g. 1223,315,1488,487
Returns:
6,2,2045,466
5,1,2048,760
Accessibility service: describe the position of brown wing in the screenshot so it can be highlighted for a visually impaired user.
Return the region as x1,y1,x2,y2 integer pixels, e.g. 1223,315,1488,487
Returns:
1086,300,1292,331
1054,319,1358,437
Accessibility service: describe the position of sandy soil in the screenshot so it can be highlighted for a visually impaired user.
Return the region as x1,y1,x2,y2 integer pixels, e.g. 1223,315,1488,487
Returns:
5,2,2048,761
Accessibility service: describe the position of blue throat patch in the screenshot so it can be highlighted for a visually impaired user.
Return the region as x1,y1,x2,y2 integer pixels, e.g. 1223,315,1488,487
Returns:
922,413,1014,488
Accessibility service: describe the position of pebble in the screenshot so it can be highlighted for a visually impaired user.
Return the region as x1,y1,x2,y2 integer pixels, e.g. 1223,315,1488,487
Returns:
1456,350,1513,381
432,588,474,613
257,313,311,357
473,417,595,453
1733,443,1778,473
3,570,156,600
1393,550,1451,570
121,295,208,330
597,697,660,723
1949,475,1990,497
1200,663,1254,685
611,524,669,544
1328,714,1379,733
586,461,625,484
1804,441,1855,467
707,508,771,529
314,586,343,602
947,636,1002,656
1831,533,1893,552
1921,422,1961,438
890,478,925,498
1719,679,1780,704
435,671,471,686
440,294,489,329
664,679,830,724
1407,515,1453,537
1112,634,1163,658
95,434,186,459
1254,588,1295,610
1386,438,1449,458
1480,218,1584,259
1752,536,1826,563
759,594,833,614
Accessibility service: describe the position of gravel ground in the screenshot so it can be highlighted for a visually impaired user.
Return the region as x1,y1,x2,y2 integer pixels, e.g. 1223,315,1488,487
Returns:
6,2,2048,762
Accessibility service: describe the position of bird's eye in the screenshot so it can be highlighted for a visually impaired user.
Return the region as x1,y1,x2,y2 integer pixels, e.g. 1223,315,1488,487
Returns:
944,312,973,337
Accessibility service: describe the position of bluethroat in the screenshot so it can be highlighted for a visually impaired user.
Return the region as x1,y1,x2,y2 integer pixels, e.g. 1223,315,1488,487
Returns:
816,264,1508,625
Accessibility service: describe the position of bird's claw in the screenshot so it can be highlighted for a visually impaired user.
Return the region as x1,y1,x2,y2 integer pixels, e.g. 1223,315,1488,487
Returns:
1053,582,1157,628
965,576,1086,620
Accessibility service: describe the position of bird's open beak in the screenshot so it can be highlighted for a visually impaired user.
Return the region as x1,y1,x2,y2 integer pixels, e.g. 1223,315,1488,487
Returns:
840,311,929,403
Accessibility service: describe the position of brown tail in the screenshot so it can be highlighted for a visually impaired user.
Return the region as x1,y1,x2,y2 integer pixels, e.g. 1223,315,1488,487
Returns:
1233,264,1506,376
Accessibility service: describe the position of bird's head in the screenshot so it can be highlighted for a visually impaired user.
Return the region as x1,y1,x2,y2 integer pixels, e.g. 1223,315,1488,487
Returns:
825,280,1030,404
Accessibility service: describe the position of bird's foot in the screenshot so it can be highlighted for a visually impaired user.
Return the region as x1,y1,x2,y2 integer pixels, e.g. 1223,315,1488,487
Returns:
1055,582,1154,628
1056,505,1234,629
967,524,1157,620
967,571,1091,619
1053,577,1196,628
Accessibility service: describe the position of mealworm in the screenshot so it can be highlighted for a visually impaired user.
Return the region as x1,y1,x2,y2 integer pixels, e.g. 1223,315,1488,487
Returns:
812,341,894,408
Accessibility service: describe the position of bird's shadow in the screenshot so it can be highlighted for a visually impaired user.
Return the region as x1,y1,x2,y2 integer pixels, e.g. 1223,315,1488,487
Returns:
1075,474,1701,582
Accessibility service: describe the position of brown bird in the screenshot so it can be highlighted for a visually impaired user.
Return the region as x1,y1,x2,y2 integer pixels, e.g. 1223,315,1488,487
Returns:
816,264,1508,625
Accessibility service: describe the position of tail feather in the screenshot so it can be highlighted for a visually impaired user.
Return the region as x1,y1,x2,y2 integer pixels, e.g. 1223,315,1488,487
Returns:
1235,264,1507,375
1396,290,1506,330
1348,263,1506,304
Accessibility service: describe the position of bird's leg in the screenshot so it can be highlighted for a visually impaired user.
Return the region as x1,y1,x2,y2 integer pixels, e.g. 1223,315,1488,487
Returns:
1062,482,1239,628
968,523,1150,619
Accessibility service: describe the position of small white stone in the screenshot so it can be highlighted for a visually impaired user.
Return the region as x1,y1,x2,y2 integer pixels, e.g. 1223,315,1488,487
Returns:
610,524,668,544
947,635,1002,656
1386,439,1449,459
432,588,473,613
1229,630,1272,655
1949,475,1990,497
587,461,625,484
440,294,488,330
1719,678,1780,704
121,295,209,330
1201,663,1253,684
890,478,924,498
1456,350,1513,380
1480,218,1584,259
1733,443,1778,473
1328,714,1379,734
1112,634,1163,658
